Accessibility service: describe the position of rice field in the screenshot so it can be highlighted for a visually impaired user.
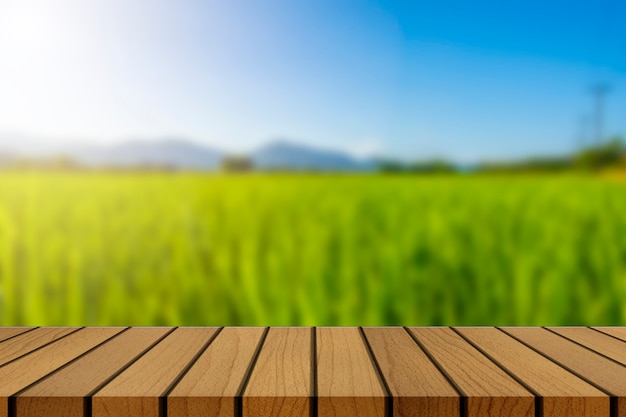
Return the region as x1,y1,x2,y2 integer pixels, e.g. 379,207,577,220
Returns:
0,172,625,326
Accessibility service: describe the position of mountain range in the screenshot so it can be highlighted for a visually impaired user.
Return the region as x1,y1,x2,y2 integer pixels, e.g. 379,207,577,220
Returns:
0,134,376,171
251,140,375,171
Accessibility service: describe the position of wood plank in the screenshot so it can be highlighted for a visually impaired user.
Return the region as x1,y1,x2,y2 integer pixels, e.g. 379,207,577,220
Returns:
0,325,622,417
0,327,78,366
594,327,626,342
92,327,219,417
457,327,609,417
316,327,386,417
168,327,266,417
363,327,459,417
504,327,626,417
16,327,172,417
0,327,35,343
548,327,626,366
0,327,125,417
243,327,312,417
408,327,534,417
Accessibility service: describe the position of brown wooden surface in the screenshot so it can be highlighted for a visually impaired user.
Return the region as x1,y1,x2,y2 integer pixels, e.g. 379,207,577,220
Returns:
594,327,626,342
504,327,626,417
458,327,609,417
0,328,35,344
363,327,459,417
316,327,386,417
93,327,219,417
168,327,266,417
408,327,534,417
17,327,172,417
0,327,625,417
548,327,626,366
0,327,124,417
0,327,78,366
243,327,312,417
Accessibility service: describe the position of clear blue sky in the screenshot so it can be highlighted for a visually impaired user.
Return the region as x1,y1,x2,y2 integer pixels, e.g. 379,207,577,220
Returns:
0,0,624,162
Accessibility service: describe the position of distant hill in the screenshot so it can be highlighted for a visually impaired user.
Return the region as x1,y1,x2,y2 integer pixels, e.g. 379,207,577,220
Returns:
251,140,375,171
0,134,379,171
68,138,223,169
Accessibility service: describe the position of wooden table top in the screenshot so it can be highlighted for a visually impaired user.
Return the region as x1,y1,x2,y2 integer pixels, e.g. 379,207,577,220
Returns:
0,326,624,417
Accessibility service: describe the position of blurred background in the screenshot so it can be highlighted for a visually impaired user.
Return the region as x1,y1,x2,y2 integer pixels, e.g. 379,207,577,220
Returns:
0,0,625,326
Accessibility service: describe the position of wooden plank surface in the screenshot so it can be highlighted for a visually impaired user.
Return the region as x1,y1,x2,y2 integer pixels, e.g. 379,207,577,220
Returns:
594,327,626,342
16,327,172,417
0,327,125,417
548,327,626,366
363,327,459,417
0,326,624,417
0,327,78,366
316,327,386,417
92,327,219,417
0,327,35,343
243,327,312,417
504,327,626,417
168,327,267,417
407,327,534,417
457,327,609,417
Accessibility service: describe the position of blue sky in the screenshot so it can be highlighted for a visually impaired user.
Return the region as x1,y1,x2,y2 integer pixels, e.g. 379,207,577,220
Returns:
0,0,624,162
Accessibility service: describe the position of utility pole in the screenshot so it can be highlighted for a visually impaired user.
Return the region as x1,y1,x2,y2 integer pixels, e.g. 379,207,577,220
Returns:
591,83,610,145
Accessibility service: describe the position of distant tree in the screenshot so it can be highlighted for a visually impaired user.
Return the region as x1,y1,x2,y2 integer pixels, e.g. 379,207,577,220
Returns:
574,136,624,170
407,159,456,174
477,156,571,173
221,155,253,172
377,159,406,173
377,158,457,174
476,136,624,173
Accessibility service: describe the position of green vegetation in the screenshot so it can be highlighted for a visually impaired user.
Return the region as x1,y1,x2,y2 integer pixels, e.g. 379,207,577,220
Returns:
377,158,457,174
374,136,626,174
0,172,625,326
478,136,626,173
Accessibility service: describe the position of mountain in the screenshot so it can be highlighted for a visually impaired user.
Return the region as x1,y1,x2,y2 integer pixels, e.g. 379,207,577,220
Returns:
251,140,375,171
0,133,380,171
68,138,223,169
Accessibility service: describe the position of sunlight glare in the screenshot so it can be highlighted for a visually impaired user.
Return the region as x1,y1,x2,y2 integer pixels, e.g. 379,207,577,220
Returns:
0,0,71,59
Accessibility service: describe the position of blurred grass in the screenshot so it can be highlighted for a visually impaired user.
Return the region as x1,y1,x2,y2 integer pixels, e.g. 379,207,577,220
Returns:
0,172,625,326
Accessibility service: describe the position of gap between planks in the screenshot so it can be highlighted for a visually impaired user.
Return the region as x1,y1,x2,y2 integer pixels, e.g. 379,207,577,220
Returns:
0,327,624,417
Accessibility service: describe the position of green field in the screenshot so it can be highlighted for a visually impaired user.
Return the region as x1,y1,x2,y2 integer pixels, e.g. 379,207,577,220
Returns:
0,172,625,326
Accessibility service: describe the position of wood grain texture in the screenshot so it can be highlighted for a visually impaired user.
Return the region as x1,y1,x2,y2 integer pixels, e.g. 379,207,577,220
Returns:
408,327,534,417
548,327,626,366
0,327,34,343
504,327,626,417
0,326,624,417
0,327,78,366
168,327,266,417
0,327,125,417
92,327,219,417
458,327,609,417
363,327,459,417
243,327,311,417
316,327,386,417
16,327,172,417
593,327,626,342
